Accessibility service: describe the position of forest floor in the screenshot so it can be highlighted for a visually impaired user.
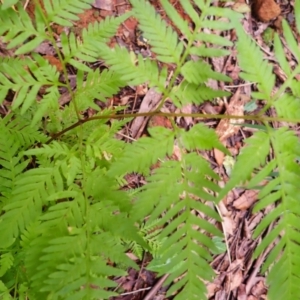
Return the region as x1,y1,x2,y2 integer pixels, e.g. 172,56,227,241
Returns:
3,0,298,299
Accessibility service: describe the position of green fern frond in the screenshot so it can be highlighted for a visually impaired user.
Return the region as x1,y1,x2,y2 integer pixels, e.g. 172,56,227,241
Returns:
32,86,60,126
219,130,271,199
282,19,300,62
108,126,175,176
273,20,300,101
170,82,230,107
181,123,229,153
0,114,46,206
0,54,60,112
131,0,183,64
131,124,224,299
0,253,14,277
97,43,166,88
160,0,191,38
2,111,47,145
0,6,46,54
0,166,64,248
43,0,93,27
142,151,221,300
274,94,300,120
246,128,300,300
132,160,182,222
1,0,18,9
236,26,275,102
61,14,131,71
74,69,125,110
25,227,125,300
274,34,291,76
126,219,163,260
25,141,70,159
85,123,125,166
181,60,230,84
86,168,132,212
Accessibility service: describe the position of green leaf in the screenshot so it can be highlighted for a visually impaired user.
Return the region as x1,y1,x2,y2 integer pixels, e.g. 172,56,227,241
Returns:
108,127,175,176
236,25,275,102
131,0,183,63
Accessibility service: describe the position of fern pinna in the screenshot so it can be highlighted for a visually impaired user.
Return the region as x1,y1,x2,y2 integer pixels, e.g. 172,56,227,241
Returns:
0,0,300,299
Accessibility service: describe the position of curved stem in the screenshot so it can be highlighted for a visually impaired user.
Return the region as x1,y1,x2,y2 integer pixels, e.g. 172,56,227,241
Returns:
46,110,298,144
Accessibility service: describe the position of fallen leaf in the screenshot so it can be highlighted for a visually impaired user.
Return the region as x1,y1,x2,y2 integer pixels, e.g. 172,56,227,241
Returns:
214,148,225,166
233,190,258,210
214,89,244,166
237,284,247,300
92,0,112,10
43,55,63,72
226,259,244,291
232,2,250,13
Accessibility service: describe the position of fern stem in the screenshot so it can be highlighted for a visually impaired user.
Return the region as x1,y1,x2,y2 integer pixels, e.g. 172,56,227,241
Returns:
46,111,298,144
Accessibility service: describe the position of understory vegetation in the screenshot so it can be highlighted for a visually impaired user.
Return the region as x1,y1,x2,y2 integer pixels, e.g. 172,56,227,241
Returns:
0,0,300,299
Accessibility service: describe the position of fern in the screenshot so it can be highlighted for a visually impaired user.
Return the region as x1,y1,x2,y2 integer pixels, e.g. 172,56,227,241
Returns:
61,13,130,71
220,9,300,300
0,0,300,299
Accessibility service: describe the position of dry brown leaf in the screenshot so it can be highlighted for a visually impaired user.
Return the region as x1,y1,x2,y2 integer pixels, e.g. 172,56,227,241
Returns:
130,88,162,138
92,0,112,10
43,55,63,72
216,89,244,142
222,215,235,235
148,115,172,129
214,149,225,166
237,284,247,300
253,0,281,22
250,280,267,298
233,190,259,210
214,89,244,165
227,259,244,291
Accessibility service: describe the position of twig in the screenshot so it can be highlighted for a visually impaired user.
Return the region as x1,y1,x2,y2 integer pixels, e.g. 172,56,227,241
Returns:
143,274,169,300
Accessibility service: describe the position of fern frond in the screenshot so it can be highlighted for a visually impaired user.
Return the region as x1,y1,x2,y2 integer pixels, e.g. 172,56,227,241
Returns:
142,152,221,300
274,94,300,120
61,14,130,71
0,166,64,248
85,168,132,212
32,86,60,126
98,43,167,89
131,124,224,299
182,60,230,85
108,126,175,176
170,81,229,107
219,130,271,199
0,253,14,277
282,19,300,62
181,123,229,153
274,34,291,76
25,141,70,159
132,160,183,222
246,128,300,300
160,0,191,38
0,55,60,112
43,0,93,27
131,0,183,64
1,0,18,9
0,6,46,54
24,226,125,300
236,26,275,102
74,69,125,110
0,114,46,206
